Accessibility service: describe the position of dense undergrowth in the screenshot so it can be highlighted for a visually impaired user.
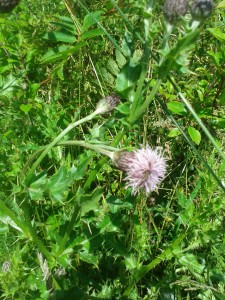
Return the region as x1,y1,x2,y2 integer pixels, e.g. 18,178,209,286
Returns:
0,0,225,299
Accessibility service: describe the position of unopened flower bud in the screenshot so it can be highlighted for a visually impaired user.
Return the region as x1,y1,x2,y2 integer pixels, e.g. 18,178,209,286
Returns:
191,0,214,20
96,94,120,115
163,0,189,23
112,151,135,170
0,0,20,12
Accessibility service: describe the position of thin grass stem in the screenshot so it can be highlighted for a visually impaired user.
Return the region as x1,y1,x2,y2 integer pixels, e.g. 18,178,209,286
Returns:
156,96,225,193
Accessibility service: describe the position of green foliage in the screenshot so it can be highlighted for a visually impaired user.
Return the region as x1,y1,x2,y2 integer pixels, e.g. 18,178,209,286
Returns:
0,0,225,299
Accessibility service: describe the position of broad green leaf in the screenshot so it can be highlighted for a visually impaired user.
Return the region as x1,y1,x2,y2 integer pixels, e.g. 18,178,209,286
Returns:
43,30,76,43
208,28,225,42
47,167,69,202
80,187,103,216
81,11,104,33
179,254,205,274
168,128,181,137
79,251,98,267
167,101,187,115
116,62,141,96
96,215,120,233
116,102,130,115
20,104,32,114
28,173,47,200
80,28,105,41
188,126,201,145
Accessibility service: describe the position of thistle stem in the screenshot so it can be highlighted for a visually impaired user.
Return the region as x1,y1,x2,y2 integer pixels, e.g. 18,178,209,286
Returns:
27,110,99,181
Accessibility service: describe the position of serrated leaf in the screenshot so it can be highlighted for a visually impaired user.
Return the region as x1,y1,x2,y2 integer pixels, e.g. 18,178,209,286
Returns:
99,67,115,84
79,251,98,267
81,11,104,33
188,126,201,145
28,173,47,200
80,187,103,216
167,101,187,115
179,254,205,274
96,215,120,233
116,49,126,68
107,58,120,76
47,167,69,202
158,30,199,77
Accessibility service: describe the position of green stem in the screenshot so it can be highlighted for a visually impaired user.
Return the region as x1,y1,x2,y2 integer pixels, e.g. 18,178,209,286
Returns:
27,110,98,181
128,78,162,124
129,46,151,118
56,201,80,257
83,128,126,190
177,91,225,161
58,140,119,156
21,202,54,262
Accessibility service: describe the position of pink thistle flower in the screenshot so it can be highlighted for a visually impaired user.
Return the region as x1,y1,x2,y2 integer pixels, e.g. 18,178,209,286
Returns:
113,146,167,195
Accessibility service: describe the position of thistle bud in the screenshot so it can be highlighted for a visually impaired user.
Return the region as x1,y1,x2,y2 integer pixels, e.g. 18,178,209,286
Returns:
112,151,135,170
96,94,120,115
163,0,189,23
191,0,214,20
0,0,20,12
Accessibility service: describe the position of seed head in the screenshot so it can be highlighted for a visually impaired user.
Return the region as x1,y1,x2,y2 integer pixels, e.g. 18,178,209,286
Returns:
0,0,20,12
113,146,167,195
96,94,120,115
163,0,189,23
191,0,214,20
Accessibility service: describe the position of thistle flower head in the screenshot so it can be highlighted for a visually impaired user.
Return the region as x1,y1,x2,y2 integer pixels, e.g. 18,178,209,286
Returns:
163,0,189,23
96,94,120,115
191,0,214,20
113,146,167,195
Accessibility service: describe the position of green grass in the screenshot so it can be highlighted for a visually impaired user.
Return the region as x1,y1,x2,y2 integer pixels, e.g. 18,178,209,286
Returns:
0,0,225,299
